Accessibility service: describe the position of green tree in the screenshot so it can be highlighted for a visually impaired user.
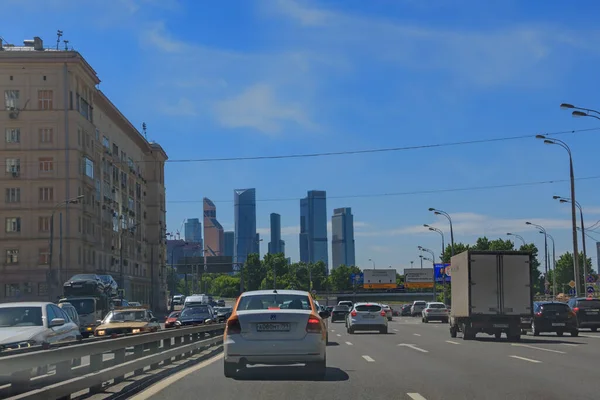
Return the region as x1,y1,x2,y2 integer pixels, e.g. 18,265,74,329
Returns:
441,242,470,263
472,237,514,251
208,275,241,297
242,253,265,292
328,264,361,291
550,251,595,294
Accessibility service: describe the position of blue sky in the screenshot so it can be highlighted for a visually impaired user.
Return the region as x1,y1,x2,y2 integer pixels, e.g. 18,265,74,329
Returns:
6,0,600,274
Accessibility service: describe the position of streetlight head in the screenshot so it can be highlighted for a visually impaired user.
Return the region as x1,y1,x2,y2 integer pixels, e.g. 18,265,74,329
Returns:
525,221,532,225
552,195,560,200
434,211,441,216
572,110,587,117
543,139,555,145
507,232,513,236
428,227,435,231
423,224,429,228
560,103,575,109
417,246,423,250
428,208,435,212
535,134,546,140
559,199,568,204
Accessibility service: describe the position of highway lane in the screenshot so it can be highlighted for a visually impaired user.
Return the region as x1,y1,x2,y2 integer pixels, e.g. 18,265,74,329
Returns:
142,316,600,400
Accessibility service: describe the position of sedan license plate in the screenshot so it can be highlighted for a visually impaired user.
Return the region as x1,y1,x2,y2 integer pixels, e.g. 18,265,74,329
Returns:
552,323,565,327
256,323,290,332
362,314,376,319
493,324,509,328
586,312,599,315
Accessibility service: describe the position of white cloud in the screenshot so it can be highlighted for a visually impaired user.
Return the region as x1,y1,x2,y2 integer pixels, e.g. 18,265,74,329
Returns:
213,83,314,135
586,207,600,215
267,0,597,88
355,212,574,238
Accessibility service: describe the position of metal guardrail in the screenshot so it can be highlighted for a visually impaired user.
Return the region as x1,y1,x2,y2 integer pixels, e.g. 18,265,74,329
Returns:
0,323,225,399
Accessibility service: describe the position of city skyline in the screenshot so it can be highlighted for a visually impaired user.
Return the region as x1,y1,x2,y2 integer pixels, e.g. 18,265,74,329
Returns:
234,188,257,266
332,207,356,269
300,190,329,268
203,197,224,256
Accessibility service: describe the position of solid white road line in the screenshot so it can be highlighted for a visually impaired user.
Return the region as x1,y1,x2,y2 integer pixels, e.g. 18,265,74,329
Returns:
398,344,429,353
393,329,399,332
362,355,375,362
130,353,223,400
345,341,353,346
445,340,460,345
413,333,421,337
561,343,579,347
331,329,336,332
509,355,541,363
336,334,341,337
580,334,600,338
511,343,565,354
407,393,428,400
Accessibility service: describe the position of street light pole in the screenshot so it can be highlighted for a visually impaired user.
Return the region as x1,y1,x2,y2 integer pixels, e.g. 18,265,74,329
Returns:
526,222,548,294
507,232,526,247
537,135,580,295
555,196,589,282
545,233,557,298
561,103,600,120
368,258,375,269
428,208,453,304
424,224,445,261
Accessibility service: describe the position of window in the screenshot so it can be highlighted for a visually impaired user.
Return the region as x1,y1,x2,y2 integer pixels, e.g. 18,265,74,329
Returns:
84,156,94,179
39,187,54,202
112,143,118,156
39,157,54,172
39,128,53,143
38,248,50,265
5,217,21,233
37,90,53,110
6,249,19,264
355,304,382,312
4,90,19,109
5,128,20,143
22,283,32,294
102,136,110,148
38,216,51,232
46,304,57,321
95,179,101,200
5,188,20,203
5,284,19,297
38,283,47,296
5,158,20,173
80,98,89,119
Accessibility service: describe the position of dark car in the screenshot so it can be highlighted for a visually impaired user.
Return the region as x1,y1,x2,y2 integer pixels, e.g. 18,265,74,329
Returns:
176,305,215,327
64,274,105,297
568,297,600,331
97,275,118,297
331,305,350,322
214,306,232,323
528,301,578,337
401,304,412,316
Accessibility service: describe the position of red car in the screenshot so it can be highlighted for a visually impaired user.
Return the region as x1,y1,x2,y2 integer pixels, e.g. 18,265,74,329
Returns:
164,311,180,328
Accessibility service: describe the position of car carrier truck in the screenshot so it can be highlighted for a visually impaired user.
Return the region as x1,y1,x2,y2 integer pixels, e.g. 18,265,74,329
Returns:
449,250,533,341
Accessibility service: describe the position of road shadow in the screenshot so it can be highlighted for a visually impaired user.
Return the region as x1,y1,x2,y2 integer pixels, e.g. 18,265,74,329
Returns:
326,341,340,346
473,337,584,345
232,366,349,382
351,331,396,335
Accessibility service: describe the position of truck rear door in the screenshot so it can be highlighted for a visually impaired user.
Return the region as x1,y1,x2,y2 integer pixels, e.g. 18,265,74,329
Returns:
500,254,531,315
470,253,500,315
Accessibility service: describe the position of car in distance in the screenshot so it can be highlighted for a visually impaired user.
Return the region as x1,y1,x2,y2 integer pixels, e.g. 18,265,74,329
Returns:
421,302,449,323
411,300,427,317
94,307,160,336
382,304,393,321
223,289,330,378
331,305,350,322
346,302,388,334
527,301,578,337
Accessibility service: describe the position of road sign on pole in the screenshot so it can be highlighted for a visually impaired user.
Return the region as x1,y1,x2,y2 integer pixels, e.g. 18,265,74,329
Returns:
568,288,576,296
587,275,596,284
587,286,595,294
568,280,576,288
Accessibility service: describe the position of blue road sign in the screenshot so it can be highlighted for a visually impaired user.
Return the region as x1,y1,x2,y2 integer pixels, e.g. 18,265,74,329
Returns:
350,273,364,285
587,275,596,283
569,288,576,296
587,286,595,294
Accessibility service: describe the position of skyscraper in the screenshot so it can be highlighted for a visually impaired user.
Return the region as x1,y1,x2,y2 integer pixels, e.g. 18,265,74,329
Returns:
184,218,202,243
224,231,234,257
299,190,328,268
234,189,257,265
203,198,224,256
268,213,285,255
332,207,356,269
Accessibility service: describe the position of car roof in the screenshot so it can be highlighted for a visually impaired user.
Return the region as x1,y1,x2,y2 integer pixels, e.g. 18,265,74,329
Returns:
427,302,445,305
0,302,52,308
353,302,381,306
240,289,310,297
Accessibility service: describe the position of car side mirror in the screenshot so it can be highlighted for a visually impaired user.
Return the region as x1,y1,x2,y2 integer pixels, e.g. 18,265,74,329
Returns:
319,311,330,319
49,318,65,328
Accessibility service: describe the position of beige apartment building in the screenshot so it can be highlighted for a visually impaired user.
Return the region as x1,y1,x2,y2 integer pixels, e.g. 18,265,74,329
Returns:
0,36,169,311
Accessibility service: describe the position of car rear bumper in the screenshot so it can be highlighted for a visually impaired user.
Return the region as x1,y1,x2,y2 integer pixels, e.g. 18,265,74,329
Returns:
423,313,448,320
224,334,325,364
350,323,386,331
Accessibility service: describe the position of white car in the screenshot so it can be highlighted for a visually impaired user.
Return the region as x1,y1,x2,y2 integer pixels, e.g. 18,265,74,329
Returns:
0,302,81,350
421,302,449,323
381,304,393,321
411,300,427,317
346,303,388,334
223,290,329,378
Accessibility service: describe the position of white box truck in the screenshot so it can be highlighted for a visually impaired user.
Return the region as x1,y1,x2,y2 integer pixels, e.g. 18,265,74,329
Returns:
449,250,533,341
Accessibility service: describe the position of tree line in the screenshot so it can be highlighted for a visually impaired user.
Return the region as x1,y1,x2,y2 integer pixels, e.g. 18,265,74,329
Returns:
170,236,596,298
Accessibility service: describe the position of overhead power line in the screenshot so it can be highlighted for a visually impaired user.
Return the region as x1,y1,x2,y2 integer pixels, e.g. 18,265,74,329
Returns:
167,175,600,204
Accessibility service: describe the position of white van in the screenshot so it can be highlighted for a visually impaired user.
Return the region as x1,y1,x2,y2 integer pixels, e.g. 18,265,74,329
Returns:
184,294,209,307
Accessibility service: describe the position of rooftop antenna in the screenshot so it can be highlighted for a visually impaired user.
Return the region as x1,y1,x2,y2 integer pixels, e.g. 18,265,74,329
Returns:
56,30,63,50
63,39,69,51
142,122,148,140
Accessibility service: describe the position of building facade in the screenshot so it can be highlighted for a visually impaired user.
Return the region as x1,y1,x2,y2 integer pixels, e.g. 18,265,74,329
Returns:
0,36,168,310
184,218,202,244
203,197,224,256
223,231,234,257
331,207,356,269
268,213,285,255
299,190,328,268
233,188,256,266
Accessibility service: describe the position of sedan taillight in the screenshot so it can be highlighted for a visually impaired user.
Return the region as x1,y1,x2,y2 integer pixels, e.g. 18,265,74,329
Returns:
380,310,386,317
306,317,321,333
226,317,241,335
350,310,357,317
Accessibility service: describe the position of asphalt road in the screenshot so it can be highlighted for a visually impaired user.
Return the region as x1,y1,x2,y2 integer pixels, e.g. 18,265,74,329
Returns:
144,316,600,400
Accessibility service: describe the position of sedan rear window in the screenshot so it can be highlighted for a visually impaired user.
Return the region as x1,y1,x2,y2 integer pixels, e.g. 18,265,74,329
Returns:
355,305,382,312
541,303,570,311
238,294,312,311
428,303,446,309
333,305,349,311
577,299,600,309
414,301,426,305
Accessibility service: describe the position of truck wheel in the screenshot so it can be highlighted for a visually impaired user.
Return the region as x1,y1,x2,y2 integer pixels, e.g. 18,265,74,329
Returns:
571,330,579,337
494,331,502,340
507,333,521,342
556,331,563,337
450,325,458,338
422,317,428,323
592,327,598,332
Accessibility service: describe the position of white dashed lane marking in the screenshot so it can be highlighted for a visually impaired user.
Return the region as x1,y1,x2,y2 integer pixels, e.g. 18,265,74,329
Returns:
445,340,460,345
510,355,541,363
345,341,353,346
413,333,421,337
407,393,428,400
362,355,375,362
511,343,565,354
336,334,341,337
